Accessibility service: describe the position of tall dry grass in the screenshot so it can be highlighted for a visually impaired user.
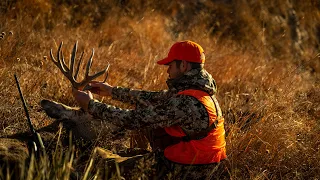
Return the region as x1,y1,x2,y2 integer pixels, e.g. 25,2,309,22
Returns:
0,0,320,179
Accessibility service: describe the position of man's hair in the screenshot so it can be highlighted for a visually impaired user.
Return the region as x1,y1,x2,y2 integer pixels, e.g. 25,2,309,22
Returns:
174,60,204,69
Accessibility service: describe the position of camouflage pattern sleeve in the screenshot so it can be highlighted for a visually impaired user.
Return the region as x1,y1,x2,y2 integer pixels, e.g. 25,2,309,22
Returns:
87,95,209,132
111,86,171,105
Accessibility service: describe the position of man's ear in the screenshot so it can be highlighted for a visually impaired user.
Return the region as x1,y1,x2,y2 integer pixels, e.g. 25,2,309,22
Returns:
181,60,189,72
180,60,188,72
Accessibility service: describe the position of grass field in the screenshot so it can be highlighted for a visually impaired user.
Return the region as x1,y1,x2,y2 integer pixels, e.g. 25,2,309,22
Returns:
0,0,320,179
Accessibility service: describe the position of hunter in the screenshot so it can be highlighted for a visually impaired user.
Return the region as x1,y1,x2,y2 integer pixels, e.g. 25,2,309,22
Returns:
72,40,227,179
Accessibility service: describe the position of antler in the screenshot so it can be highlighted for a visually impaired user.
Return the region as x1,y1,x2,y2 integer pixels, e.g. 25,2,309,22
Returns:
50,42,110,90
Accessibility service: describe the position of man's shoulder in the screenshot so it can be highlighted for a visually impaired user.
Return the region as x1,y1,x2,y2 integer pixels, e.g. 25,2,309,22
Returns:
166,92,203,107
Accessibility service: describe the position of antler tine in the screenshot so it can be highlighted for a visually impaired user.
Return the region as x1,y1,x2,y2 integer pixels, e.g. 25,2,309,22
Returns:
74,51,84,81
80,48,107,88
103,63,110,82
49,42,66,73
56,42,62,63
60,49,69,72
51,42,68,73
56,42,68,72
84,48,94,78
49,42,62,65
49,49,56,63
69,41,78,82
82,63,110,90
87,63,110,80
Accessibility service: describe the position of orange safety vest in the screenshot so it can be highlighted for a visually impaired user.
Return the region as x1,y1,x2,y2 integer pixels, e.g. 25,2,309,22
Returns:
164,89,227,164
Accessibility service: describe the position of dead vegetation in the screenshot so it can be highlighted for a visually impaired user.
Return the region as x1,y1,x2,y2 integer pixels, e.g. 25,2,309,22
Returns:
0,0,320,179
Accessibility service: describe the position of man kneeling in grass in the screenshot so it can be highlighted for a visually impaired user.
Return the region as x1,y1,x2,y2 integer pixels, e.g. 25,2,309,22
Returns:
72,40,227,179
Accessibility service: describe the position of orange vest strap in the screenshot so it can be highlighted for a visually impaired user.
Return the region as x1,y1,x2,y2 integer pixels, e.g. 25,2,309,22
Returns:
211,95,222,118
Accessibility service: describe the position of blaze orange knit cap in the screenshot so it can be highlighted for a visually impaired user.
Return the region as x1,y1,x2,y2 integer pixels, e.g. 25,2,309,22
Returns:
157,40,205,65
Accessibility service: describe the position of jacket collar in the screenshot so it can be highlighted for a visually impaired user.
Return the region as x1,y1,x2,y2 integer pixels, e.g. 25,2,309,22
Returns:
166,68,217,96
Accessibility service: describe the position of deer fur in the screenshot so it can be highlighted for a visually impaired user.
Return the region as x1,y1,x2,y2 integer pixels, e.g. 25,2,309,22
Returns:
40,99,125,144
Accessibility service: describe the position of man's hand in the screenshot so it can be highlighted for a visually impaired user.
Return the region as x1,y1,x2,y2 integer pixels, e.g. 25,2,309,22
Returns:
72,88,93,111
88,81,113,96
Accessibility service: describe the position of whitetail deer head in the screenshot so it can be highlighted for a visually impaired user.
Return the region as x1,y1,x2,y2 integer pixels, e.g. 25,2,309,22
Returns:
50,42,110,90
43,42,121,144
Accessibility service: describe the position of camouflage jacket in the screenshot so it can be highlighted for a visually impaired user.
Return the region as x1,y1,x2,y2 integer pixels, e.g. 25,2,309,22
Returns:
87,68,218,133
